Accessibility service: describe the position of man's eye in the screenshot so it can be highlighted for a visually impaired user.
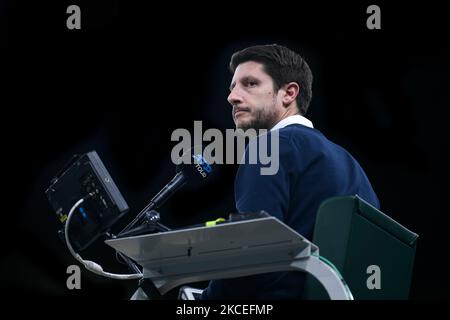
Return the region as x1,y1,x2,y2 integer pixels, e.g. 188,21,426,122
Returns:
247,81,257,87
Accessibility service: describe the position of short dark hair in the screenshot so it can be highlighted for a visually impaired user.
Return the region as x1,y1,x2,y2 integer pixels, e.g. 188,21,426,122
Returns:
229,44,313,115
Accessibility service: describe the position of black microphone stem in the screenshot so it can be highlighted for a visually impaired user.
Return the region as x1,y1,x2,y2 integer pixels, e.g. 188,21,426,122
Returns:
148,171,187,208
118,171,186,235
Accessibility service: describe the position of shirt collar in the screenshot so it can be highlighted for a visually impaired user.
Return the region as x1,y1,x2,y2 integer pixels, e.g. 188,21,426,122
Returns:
270,114,314,131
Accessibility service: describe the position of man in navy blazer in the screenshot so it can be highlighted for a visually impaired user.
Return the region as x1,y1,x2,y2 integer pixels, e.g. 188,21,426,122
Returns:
201,44,379,299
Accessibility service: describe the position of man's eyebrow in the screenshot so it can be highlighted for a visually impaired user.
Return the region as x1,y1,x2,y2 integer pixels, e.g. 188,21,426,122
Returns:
229,76,259,91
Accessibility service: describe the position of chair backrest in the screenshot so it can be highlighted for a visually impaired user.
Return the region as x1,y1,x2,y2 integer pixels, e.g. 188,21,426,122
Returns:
304,195,418,300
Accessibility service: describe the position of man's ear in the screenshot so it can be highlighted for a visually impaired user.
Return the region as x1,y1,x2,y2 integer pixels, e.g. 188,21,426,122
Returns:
281,82,300,107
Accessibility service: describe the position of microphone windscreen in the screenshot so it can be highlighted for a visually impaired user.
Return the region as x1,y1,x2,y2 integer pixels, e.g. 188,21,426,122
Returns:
176,146,215,184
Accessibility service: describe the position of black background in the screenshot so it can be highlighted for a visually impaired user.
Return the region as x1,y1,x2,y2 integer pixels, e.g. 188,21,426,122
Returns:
1,1,449,300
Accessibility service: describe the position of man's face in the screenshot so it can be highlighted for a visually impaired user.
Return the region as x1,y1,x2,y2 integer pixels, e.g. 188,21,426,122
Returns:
228,61,284,130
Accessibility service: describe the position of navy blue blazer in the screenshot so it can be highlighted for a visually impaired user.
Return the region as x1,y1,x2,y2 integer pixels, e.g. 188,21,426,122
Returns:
202,124,379,299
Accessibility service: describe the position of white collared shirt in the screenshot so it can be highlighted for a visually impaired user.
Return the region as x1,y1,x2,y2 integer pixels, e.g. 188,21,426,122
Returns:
271,114,314,131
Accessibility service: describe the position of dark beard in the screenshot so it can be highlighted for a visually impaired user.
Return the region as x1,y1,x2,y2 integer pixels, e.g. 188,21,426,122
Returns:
237,106,277,131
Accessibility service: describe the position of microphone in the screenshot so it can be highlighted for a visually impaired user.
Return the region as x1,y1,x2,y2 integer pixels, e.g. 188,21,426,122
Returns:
150,153,214,208
119,148,214,235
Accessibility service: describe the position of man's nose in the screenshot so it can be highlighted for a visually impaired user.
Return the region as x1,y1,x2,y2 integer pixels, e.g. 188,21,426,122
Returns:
228,88,243,106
